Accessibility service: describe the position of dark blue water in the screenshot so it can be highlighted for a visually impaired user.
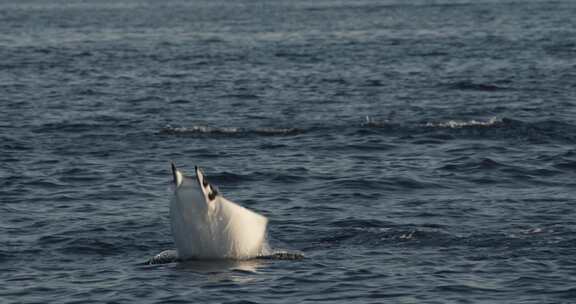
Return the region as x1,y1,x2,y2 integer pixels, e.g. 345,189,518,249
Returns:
2,0,576,303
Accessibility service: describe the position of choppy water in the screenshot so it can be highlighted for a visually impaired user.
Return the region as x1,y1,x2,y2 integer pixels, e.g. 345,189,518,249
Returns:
2,0,576,303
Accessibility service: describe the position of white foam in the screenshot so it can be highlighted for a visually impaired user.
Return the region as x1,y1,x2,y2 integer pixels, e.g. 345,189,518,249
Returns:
424,117,502,129
161,125,240,134
160,125,300,136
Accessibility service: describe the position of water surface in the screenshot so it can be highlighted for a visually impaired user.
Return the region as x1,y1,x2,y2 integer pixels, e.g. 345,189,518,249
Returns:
2,0,576,303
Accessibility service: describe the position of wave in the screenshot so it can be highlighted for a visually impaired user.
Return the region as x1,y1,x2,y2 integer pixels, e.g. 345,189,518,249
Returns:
364,116,576,143
443,80,511,92
423,117,504,128
206,170,307,186
159,125,303,137
310,222,554,251
362,116,507,130
364,116,508,129
159,116,576,144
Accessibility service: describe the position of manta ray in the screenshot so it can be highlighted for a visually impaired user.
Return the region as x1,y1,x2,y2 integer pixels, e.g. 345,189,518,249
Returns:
146,163,303,264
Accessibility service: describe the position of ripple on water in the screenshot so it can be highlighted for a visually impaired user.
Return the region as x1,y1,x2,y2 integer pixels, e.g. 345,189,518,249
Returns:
2,1,576,303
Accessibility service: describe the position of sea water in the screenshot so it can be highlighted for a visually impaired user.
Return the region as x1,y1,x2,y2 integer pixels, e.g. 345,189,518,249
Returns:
2,0,576,303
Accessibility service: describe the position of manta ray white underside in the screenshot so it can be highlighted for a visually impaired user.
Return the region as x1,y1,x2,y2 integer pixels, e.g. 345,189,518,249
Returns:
145,163,304,265
170,163,269,259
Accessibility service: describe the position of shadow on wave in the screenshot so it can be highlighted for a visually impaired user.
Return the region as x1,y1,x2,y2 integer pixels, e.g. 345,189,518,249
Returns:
441,80,512,92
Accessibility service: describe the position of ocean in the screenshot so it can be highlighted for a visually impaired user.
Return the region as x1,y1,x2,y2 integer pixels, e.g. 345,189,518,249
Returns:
2,0,576,303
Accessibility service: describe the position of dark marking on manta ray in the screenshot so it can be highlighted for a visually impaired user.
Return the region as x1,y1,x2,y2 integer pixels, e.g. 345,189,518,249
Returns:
201,174,218,201
194,166,218,201
208,186,218,201
171,162,178,185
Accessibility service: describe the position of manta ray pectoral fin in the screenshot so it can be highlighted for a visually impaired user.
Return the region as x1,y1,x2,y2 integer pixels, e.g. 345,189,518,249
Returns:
195,166,219,202
171,161,183,188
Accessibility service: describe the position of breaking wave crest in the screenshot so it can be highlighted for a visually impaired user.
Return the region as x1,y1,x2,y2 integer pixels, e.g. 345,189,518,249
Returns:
364,116,505,129
423,117,504,128
363,116,576,143
159,125,303,136
160,116,576,144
